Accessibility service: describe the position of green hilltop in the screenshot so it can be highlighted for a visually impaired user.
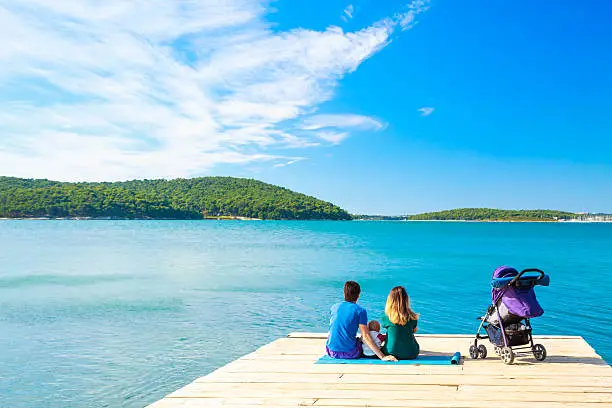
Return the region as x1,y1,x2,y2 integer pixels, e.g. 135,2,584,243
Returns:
356,208,580,221
0,176,352,220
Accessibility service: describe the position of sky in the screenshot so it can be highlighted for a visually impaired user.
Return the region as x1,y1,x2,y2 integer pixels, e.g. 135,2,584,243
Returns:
0,0,611,214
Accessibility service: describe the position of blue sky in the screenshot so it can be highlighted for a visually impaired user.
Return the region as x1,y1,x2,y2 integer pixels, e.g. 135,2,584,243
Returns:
1,1,610,214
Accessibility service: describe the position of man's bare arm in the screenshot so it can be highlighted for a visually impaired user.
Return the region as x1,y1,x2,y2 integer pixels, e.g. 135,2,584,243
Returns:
359,324,397,361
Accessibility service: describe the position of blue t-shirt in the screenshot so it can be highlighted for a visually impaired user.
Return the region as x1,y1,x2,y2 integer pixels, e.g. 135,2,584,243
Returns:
326,301,368,352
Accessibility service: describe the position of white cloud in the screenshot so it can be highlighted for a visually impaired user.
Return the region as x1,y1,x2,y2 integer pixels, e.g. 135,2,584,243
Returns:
398,0,430,31
315,131,351,145
0,0,429,181
273,158,305,168
418,107,435,116
302,114,385,131
342,4,355,22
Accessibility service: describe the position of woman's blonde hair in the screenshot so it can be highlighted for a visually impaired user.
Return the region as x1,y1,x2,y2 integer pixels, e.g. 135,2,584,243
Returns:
385,286,419,325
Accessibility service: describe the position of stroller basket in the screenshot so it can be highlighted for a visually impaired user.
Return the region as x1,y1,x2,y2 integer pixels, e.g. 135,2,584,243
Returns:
485,324,531,347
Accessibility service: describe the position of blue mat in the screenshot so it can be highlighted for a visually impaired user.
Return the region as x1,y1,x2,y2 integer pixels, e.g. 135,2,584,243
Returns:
316,352,461,365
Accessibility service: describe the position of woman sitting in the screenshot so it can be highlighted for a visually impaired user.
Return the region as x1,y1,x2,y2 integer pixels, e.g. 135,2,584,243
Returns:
381,286,420,360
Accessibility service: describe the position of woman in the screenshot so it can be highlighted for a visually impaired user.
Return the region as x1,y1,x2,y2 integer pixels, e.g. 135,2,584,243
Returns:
381,286,420,360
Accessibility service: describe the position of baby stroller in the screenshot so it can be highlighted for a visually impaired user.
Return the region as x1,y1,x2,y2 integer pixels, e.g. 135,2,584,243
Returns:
470,266,550,364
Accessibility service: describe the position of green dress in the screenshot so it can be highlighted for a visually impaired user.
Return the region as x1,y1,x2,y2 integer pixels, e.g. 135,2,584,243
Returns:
381,314,420,360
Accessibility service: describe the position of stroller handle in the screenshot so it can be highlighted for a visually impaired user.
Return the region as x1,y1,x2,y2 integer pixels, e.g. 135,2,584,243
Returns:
509,268,545,286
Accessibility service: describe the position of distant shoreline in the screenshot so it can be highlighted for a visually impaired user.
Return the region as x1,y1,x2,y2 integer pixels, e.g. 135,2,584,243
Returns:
1,217,611,223
355,209,612,223
0,217,263,221
357,219,612,223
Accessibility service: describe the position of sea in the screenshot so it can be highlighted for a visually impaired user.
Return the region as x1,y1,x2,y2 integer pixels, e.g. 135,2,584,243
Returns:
1,220,611,407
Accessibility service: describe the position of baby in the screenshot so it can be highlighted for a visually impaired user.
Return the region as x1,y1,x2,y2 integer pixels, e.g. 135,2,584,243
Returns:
362,320,387,357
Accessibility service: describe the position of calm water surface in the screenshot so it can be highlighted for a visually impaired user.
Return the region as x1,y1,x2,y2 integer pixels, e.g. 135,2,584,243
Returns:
1,221,611,407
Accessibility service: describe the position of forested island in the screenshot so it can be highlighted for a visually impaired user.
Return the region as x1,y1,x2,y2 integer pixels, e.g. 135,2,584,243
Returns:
407,208,579,221
0,177,352,220
358,208,581,222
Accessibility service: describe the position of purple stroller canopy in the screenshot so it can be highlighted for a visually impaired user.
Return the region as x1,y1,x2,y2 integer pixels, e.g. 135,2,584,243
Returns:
491,266,544,319
493,266,519,279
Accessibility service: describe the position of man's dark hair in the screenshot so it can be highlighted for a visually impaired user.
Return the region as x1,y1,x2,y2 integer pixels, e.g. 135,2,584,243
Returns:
344,281,361,302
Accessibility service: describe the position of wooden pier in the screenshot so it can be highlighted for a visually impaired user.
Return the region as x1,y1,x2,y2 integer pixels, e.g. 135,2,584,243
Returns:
148,333,612,407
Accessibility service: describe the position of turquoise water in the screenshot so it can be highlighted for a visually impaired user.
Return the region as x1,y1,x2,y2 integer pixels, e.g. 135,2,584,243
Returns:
1,221,611,407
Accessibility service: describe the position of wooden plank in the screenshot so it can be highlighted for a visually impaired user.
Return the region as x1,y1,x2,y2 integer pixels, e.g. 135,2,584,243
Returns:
218,362,611,377
199,372,612,387
311,400,612,408
167,380,612,394
337,372,612,386
150,399,612,408
167,386,612,402
166,381,612,402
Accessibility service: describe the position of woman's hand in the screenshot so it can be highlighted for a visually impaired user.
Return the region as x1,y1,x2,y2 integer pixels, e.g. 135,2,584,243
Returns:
413,326,418,333
382,355,398,362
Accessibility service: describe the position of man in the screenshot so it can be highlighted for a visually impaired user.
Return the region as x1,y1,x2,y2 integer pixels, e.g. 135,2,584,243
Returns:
326,281,397,361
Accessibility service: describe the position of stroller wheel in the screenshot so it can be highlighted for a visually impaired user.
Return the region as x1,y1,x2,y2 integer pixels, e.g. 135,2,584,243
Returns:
477,345,487,359
533,344,547,361
469,344,479,359
500,347,514,365
494,346,501,356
